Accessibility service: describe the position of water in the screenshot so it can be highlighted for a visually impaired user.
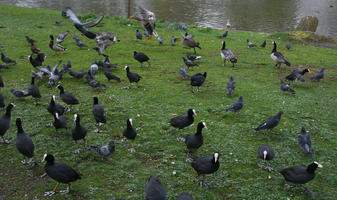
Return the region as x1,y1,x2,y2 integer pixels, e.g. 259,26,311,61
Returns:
1,0,336,38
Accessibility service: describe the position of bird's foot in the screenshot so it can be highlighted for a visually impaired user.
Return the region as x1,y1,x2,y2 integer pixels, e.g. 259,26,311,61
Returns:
265,166,274,172
74,149,81,154
21,159,27,165
60,189,69,195
40,173,47,178
44,191,56,196
98,123,104,127
45,123,53,127
185,157,193,162
176,137,185,142
122,86,130,89
284,184,294,189
199,181,211,188
94,129,102,133
257,162,265,169
65,107,71,112
128,148,136,153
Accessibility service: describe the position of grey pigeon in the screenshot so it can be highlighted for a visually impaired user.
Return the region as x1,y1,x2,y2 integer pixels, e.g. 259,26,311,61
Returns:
89,140,115,161
10,89,30,98
311,68,325,81
186,52,201,61
145,176,167,200
37,60,65,88
69,69,85,79
136,29,142,40
179,64,190,80
143,30,149,37
75,40,87,48
1,52,16,64
55,20,63,25
226,76,236,96
182,57,198,69
225,96,243,113
170,36,177,46
260,40,266,48
247,39,256,48
285,66,310,82
72,35,81,41
218,31,228,39
298,126,312,154
86,71,106,88
280,79,295,94
103,68,121,82
56,31,70,43
255,111,283,131
176,193,194,200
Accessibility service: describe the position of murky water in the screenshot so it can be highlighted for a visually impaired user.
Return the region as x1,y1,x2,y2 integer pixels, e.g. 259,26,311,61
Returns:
1,0,336,38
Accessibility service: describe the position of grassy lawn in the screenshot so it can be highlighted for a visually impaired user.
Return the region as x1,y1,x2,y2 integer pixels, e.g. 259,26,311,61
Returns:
0,4,336,200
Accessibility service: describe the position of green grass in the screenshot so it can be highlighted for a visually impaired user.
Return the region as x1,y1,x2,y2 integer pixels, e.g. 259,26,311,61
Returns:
0,4,336,200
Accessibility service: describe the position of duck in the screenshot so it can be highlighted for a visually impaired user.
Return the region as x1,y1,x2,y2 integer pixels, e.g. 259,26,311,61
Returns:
185,122,207,152
225,96,244,114
72,114,87,153
136,29,142,40
15,118,35,164
220,40,237,67
145,176,167,200
0,103,15,144
280,79,295,94
311,68,325,81
62,8,103,39
191,152,220,186
190,72,207,93
254,111,283,132
125,66,141,86
298,126,312,154
28,76,42,105
47,95,65,116
1,52,16,65
103,68,121,82
271,41,290,68
30,43,40,54
129,7,158,40
226,76,236,96
57,85,79,111
182,57,198,69
52,112,68,133
42,154,81,196
49,35,66,55
89,140,115,162
280,162,322,194
181,33,201,54
134,51,150,67
92,96,106,132
170,109,196,130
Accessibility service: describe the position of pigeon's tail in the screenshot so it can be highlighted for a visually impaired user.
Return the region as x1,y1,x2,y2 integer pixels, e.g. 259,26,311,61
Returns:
304,144,312,154
285,60,291,66
254,127,261,131
227,89,233,96
89,146,99,153
288,88,296,94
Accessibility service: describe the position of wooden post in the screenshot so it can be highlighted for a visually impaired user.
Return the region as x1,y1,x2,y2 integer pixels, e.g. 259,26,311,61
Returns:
128,0,131,18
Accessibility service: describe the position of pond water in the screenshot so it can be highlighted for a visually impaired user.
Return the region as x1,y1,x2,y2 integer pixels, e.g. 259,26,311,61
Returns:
1,0,336,38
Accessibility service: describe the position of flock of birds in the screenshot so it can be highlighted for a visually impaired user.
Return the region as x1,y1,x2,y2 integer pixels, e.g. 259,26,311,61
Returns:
0,5,328,200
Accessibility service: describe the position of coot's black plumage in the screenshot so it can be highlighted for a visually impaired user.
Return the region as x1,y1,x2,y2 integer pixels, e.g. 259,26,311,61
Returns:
0,103,15,144
255,111,283,132
134,51,150,67
298,126,312,154
29,53,45,67
15,118,35,164
280,162,322,184
123,118,137,140
125,66,141,84
0,75,4,87
191,152,220,186
0,94,4,108
190,72,207,92
257,144,275,161
57,85,79,108
176,193,194,200
145,176,167,200
47,95,65,116
28,76,41,104
53,113,68,131
72,114,87,148
92,96,106,127
170,109,196,130
185,122,207,151
42,154,81,195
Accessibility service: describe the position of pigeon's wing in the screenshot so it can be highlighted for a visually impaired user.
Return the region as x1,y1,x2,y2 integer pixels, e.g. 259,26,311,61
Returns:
52,60,62,73
37,68,52,76
64,8,82,24
74,24,97,39
82,16,104,28
98,145,110,156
